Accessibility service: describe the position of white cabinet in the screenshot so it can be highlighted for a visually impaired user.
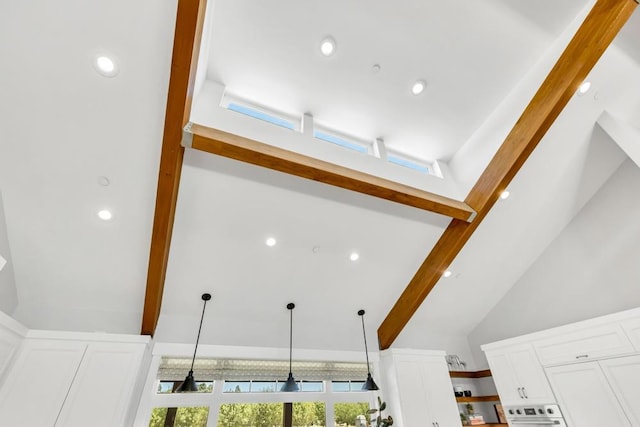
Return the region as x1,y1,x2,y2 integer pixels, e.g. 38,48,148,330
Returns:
534,323,634,366
382,350,461,427
600,355,640,425
621,317,640,351
545,361,632,427
0,333,150,427
55,341,148,427
485,344,555,405
0,339,87,426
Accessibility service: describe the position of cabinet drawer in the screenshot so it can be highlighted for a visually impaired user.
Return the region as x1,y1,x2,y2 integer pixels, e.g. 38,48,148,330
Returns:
534,324,634,366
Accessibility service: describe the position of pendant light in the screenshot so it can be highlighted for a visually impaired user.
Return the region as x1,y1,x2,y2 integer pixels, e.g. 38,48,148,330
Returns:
358,309,379,391
176,292,211,393
281,302,299,392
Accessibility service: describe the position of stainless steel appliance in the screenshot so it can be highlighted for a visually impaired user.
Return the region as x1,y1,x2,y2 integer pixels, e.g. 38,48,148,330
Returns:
504,404,567,426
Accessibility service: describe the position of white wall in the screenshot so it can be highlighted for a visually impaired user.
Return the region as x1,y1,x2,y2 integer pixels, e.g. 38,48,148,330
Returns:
0,193,17,315
469,159,640,367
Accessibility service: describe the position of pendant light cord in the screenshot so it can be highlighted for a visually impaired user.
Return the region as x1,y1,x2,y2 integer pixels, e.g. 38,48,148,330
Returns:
190,298,208,372
361,314,371,375
289,307,293,374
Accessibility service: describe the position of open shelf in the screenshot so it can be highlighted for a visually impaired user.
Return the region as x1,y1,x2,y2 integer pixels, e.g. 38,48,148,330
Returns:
456,394,501,403
450,369,492,378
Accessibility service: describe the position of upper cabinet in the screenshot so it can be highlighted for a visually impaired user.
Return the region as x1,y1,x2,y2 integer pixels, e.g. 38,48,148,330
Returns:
545,361,632,427
381,349,462,427
484,343,555,406
621,317,640,351
599,355,640,426
533,323,634,366
0,332,150,427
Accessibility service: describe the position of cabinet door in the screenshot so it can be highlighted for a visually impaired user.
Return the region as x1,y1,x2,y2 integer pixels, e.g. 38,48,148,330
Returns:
546,362,631,427
421,357,461,427
534,324,634,366
395,361,432,426
600,355,640,425
394,355,461,427
508,345,555,404
0,339,86,426
485,349,523,405
55,341,147,427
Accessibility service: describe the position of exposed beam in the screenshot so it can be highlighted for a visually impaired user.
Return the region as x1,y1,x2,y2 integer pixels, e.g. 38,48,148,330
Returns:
189,123,476,221
141,0,208,336
378,0,637,349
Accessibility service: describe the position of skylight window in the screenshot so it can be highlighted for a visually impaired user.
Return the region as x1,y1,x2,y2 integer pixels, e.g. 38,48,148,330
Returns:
387,154,430,174
227,103,295,130
314,131,369,154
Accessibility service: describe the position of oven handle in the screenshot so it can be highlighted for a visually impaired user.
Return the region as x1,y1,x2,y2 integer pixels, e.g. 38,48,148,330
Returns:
509,421,560,425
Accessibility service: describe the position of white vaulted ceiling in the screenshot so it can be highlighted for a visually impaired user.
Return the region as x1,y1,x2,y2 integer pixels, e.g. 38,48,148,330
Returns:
1,0,639,360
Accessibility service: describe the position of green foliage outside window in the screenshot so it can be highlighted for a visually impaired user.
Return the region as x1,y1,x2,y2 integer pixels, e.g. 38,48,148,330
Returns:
334,402,370,426
149,406,209,427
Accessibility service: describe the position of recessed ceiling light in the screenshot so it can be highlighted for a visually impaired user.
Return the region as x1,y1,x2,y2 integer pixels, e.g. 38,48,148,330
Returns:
349,252,359,261
97,209,113,221
411,80,426,95
93,54,119,77
266,237,277,247
443,270,452,278
578,81,591,95
500,190,511,200
98,176,110,186
320,37,336,57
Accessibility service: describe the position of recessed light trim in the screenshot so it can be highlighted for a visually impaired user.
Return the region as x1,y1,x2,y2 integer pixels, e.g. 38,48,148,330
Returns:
266,237,277,247
320,37,336,57
97,209,113,221
443,270,452,278
93,54,119,77
500,190,511,200
411,80,426,95
578,81,591,95
349,252,359,261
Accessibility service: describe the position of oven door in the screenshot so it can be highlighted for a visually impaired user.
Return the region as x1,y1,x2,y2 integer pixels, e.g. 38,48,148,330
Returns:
507,419,567,427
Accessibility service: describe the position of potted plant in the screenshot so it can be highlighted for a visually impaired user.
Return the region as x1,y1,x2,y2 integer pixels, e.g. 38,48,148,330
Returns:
465,403,474,416
460,412,469,425
367,396,394,426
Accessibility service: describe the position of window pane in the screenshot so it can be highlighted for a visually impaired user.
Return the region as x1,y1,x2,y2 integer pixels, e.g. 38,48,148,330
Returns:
149,407,209,427
156,381,213,394
349,381,365,391
217,403,283,426
300,381,323,392
334,402,370,427
223,381,251,393
293,402,326,427
332,381,350,392
314,131,369,154
251,381,278,392
228,103,295,130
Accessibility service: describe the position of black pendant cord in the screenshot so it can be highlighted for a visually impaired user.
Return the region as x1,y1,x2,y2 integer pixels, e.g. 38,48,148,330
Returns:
359,310,371,375
190,295,209,373
288,304,293,374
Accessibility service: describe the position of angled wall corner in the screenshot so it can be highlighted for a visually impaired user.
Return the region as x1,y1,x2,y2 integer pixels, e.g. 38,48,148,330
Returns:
0,192,18,315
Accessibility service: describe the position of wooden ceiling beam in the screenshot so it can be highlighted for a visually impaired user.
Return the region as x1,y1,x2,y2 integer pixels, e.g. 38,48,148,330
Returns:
377,0,638,350
141,0,208,336
189,123,476,221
